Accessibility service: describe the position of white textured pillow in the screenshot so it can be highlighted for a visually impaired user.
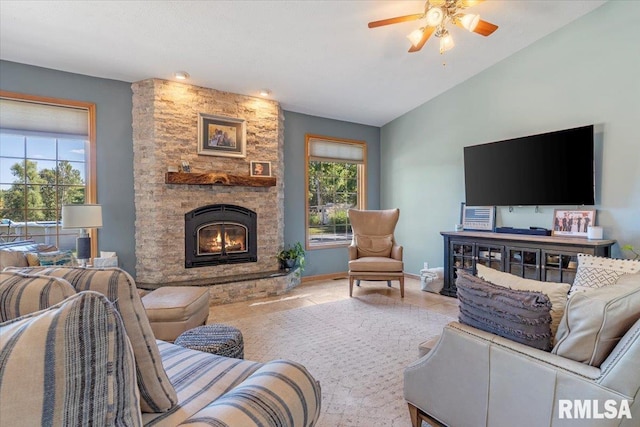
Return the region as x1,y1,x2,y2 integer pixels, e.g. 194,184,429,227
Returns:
553,274,640,366
569,253,640,295
476,264,570,340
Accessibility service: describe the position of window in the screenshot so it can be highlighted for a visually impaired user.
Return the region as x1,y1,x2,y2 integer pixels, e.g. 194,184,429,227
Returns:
0,91,96,250
305,134,366,249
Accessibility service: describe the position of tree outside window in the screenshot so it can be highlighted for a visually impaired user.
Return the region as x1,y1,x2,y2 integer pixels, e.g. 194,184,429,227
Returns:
305,135,366,249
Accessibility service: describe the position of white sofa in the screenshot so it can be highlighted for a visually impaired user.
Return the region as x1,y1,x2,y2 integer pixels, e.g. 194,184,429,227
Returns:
404,273,640,427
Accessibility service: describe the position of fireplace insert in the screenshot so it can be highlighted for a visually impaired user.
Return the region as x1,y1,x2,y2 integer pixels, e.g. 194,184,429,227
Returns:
185,204,257,268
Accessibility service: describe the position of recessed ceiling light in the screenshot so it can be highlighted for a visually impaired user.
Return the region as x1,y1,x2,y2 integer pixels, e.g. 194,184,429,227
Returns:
174,71,190,80
259,89,272,97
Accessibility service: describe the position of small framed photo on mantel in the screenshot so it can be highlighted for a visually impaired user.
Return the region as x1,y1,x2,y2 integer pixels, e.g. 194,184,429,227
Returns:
460,203,496,232
198,113,246,158
250,161,272,177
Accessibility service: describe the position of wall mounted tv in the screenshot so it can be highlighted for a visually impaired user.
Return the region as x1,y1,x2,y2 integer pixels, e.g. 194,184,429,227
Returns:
464,125,595,206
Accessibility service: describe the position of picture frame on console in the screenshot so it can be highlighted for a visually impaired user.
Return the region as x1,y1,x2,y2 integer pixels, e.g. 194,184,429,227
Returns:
460,203,496,232
197,113,246,158
552,209,596,238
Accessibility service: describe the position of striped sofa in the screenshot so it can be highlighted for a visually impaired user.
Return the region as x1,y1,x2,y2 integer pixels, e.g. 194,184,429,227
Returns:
0,269,321,427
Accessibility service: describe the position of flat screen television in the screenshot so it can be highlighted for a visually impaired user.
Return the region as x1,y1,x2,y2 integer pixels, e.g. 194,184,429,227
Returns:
464,125,595,206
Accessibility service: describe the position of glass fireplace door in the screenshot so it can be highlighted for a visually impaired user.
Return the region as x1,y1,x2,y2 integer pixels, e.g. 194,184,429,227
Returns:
197,222,248,255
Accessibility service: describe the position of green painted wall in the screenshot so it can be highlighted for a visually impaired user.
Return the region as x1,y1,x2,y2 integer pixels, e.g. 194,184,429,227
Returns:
381,1,640,274
283,111,380,277
0,60,137,275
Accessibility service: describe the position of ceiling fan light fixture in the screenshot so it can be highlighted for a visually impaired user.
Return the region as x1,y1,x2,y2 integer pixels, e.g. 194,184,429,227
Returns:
439,31,455,54
174,71,190,80
460,13,480,32
426,7,445,27
407,28,425,46
460,0,481,7
259,89,272,97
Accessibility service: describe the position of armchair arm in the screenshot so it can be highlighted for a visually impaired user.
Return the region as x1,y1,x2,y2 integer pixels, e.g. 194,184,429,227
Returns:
180,360,321,427
598,319,640,397
404,322,633,427
348,244,358,261
391,244,403,261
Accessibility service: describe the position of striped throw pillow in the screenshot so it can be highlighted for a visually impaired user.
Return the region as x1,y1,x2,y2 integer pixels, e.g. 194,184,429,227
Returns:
0,271,76,321
0,291,142,426
6,266,178,413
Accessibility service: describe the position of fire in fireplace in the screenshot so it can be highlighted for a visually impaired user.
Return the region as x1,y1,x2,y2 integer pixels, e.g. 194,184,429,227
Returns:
185,204,257,268
197,223,247,255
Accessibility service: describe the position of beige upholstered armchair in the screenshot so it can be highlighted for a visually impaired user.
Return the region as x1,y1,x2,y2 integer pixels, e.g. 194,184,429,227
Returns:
347,208,404,297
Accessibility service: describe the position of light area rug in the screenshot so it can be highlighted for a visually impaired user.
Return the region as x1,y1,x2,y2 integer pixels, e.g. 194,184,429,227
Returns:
226,293,456,427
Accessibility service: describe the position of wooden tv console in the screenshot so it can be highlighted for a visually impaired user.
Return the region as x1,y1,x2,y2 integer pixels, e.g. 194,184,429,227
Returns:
440,231,616,297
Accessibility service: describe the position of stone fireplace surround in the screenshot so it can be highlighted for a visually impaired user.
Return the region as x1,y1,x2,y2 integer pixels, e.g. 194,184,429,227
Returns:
132,79,298,304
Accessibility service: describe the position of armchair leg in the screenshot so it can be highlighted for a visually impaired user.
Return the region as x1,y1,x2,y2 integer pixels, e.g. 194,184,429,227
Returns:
400,275,405,298
407,403,446,427
349,277,354,297
387,280,392,287
356,280,361,287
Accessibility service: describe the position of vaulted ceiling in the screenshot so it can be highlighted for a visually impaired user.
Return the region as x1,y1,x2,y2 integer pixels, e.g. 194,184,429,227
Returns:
0,1,607,126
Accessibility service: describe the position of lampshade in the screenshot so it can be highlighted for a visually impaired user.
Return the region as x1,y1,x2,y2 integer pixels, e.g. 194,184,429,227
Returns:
407,29,425,47
460,13,480,32
62,204,103,229
426,7,444,27
439,32,455,54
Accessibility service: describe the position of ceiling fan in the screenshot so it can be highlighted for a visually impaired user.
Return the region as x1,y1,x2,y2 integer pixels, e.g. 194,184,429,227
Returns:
368,0,498,54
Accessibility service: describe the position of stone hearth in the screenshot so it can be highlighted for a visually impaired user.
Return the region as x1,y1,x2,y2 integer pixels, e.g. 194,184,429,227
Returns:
132,79,289,303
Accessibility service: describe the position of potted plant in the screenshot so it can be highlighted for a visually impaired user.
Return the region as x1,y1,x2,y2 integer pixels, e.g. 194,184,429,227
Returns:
277,242,305,271
622,244,639,260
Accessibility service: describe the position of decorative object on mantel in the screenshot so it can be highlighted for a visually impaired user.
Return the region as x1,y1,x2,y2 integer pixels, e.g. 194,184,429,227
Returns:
197,113,246,158
552,209,596,238
165,171,276,187
277,242,305,272
250,161,272,177
180,160,191,173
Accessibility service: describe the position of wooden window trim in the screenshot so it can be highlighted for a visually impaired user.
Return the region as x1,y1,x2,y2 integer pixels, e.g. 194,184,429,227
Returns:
304,134,367,251
0,90,98,256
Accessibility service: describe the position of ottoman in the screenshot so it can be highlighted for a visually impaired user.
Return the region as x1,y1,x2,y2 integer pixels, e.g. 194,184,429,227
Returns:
175,324,244,359
142,286,209,342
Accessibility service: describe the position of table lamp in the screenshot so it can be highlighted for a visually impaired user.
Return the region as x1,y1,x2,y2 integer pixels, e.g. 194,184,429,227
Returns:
62,204,102,266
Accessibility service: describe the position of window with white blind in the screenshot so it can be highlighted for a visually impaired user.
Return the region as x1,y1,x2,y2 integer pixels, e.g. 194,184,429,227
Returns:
0,92,96,249
305,134,366,249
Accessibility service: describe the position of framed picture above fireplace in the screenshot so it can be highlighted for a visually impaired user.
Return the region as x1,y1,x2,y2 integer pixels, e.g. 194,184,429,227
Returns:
197,113,246,158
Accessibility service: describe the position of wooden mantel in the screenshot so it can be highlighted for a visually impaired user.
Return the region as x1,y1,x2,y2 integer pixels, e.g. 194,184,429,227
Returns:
165,172,276,187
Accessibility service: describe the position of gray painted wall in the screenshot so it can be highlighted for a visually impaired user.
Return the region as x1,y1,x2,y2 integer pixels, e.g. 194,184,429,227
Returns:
0,60,136,275
381,1,640,275
283,111,381,277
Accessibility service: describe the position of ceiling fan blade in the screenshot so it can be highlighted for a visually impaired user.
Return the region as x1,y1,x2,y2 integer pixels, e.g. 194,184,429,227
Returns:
408,27,435,53
473,20,499,36
368,14,423,28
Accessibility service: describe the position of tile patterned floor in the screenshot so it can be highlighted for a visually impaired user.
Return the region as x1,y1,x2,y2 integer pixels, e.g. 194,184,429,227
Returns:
207,276,459,427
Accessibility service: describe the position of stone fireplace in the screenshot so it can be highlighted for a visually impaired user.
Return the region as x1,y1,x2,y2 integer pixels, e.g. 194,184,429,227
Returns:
132,79,295,304
185,204,257,268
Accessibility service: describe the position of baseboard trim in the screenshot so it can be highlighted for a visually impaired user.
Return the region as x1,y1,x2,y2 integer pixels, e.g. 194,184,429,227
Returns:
301,272,348,283
303,272,419,283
